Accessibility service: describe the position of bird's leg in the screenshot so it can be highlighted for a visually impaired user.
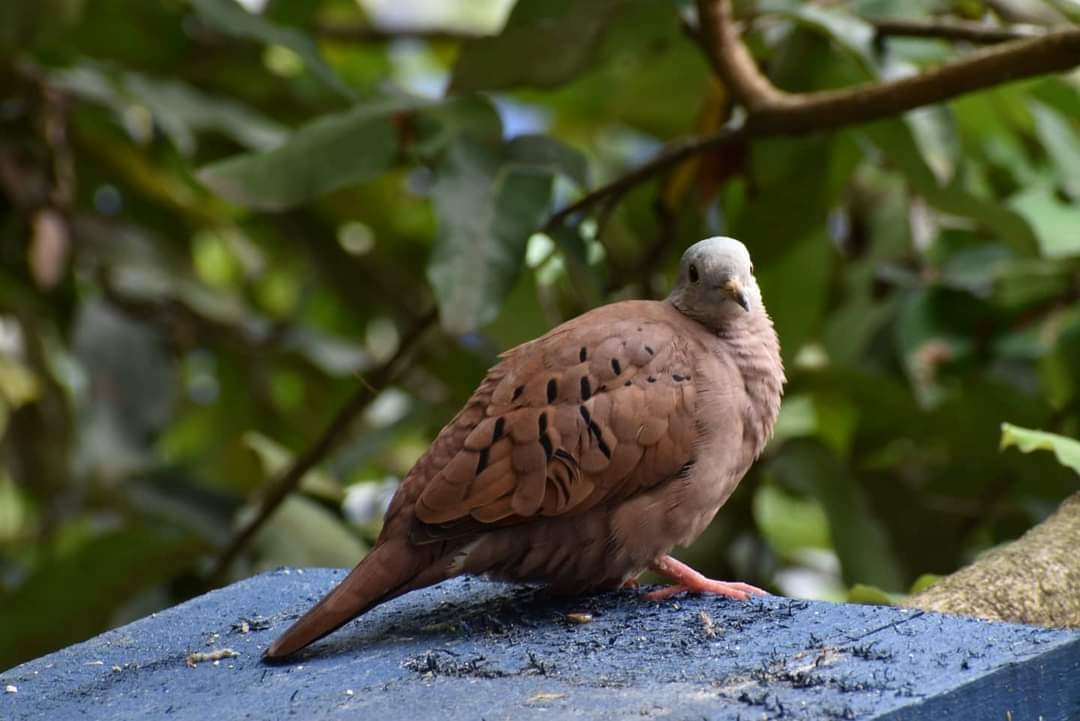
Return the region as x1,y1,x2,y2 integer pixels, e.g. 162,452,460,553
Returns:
642,555,768,602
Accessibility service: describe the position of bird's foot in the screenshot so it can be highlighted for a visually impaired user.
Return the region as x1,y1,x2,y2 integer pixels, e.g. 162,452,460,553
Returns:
642,555,768,602
620,577,640,590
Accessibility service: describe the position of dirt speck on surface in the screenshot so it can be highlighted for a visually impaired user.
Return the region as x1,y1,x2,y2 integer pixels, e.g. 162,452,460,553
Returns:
186,649,240,668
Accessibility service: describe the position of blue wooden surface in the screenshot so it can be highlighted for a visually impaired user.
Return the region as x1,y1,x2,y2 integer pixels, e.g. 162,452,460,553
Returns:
1,569,1077,720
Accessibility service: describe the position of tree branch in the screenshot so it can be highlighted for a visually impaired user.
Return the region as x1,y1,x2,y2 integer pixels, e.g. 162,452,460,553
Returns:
906,491,1080,627
750,26,1080,134
545,1,1080,225
207,307,439,585
870,17,1045,44
695,0,784,110
543,126,748,231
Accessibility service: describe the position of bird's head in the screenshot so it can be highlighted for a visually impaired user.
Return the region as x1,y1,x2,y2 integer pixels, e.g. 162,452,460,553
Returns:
668,236,761,328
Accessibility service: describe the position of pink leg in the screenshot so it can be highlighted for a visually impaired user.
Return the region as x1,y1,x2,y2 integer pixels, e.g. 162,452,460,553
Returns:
641,555,768,602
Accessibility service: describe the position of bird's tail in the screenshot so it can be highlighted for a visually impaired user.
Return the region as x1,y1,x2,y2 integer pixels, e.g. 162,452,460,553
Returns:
264,540,429,659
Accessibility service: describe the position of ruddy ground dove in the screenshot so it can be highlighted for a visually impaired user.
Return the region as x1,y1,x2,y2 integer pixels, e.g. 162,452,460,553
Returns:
266,236,784,659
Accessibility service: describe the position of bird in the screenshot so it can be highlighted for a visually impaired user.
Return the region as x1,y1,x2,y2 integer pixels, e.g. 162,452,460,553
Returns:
265,236,784,659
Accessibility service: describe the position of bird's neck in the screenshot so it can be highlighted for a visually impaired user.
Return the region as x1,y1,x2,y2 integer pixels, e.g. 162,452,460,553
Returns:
718,311,785,459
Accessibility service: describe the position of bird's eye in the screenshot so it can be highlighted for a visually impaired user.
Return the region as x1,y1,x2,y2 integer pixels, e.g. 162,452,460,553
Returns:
689,263,699,283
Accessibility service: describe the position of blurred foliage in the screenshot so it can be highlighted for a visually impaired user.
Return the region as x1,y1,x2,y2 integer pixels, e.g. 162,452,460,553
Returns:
1,0,1079,671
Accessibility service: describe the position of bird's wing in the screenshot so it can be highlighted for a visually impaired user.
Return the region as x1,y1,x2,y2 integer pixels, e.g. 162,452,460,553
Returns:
408,305,700,541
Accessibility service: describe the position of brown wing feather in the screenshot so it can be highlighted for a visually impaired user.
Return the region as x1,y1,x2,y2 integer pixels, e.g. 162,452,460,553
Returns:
411,310,698,541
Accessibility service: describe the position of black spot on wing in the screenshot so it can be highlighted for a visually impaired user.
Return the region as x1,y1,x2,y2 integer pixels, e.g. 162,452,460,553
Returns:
538,412,552,461
588,421,612,459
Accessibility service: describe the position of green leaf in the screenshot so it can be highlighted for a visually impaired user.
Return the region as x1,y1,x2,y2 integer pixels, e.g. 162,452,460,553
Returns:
547,226,604,308
1030,102,1080,199
505,134,589,188
190,0,355,101
0,526,203,669
243,431,343,502
1008,187,1080,259
247,495,367,571
755,227,832,363
778,5,876,71
49,62,289,154
753,483,831,558
1000,422,1080,476
197,96,501,210
846,583,900,606
862,119,1040,255
769,439,903,590
197,98,410,209
413,95,503,157
450,0,664,93
427,136,558,334
909,573,942,594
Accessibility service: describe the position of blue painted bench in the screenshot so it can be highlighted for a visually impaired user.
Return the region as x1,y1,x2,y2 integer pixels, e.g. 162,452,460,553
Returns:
2,569,1077,720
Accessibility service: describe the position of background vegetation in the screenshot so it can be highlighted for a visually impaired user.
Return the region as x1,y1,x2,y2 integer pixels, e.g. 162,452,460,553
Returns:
2,0,1079,670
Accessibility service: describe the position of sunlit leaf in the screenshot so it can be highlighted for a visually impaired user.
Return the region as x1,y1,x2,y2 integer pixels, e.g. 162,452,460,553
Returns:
243,431,343,502
909,573,942,594
846,583,900,606
1030,102,1080,199
1008,187,1080,259
246,496,367,571
753,483,831,558
1000,423,1080,476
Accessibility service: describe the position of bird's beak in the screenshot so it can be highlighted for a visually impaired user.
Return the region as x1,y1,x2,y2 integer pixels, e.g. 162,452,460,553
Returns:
724,278,750,312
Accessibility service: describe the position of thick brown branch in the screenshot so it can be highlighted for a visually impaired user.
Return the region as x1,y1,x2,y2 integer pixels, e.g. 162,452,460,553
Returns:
207,308,438,585
545,2,1080,225
749,27,1080,134
695,0,783,110
870,17,1044,44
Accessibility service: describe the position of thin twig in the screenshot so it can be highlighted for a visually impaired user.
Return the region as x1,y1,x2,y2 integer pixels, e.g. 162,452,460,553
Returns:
543,126,748,232
207,307,439,584
870,17,1045,44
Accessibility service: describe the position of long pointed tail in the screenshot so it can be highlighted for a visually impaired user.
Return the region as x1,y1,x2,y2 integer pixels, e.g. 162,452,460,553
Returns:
264,540,428,659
